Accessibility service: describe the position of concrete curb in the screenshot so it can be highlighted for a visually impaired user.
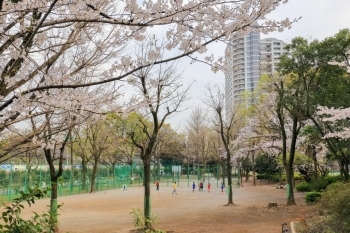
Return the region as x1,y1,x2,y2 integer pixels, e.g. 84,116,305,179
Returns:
290,221,298,233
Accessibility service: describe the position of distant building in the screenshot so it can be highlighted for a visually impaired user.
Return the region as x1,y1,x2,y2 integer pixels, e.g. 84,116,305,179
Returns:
225,33,285,115
260,38,285,74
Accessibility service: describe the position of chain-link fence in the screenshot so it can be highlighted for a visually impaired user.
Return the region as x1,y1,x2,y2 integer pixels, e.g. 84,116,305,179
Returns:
150,164,227,188
0,163,227,202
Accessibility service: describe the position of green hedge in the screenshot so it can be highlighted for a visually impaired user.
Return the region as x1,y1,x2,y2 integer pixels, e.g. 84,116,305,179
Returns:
296,182,310,192
324,175,343,184
305,191,321,203
309,178,328,192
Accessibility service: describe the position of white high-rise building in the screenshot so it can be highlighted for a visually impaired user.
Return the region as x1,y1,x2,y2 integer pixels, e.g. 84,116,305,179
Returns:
225,32,260,115
225,34,284,115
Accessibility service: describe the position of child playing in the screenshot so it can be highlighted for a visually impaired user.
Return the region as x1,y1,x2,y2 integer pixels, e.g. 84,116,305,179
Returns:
192,182,195,192
172,182,177,195
221,183,225,192
155,180,159,191
207,183,211,192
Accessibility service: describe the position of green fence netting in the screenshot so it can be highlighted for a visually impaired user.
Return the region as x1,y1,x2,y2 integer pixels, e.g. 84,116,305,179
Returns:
0,163,226,201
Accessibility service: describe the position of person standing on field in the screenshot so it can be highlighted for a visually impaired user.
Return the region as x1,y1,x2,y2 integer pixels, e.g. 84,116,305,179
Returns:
221,183,225,192
172,182,177,195
156,180,159,191
207,183,211,192
192,182,196,192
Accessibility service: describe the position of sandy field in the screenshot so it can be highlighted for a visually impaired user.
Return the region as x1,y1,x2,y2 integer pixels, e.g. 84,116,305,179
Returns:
19,180,317,233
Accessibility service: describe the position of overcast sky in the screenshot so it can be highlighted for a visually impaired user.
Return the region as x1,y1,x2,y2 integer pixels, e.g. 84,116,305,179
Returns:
165,0,350,130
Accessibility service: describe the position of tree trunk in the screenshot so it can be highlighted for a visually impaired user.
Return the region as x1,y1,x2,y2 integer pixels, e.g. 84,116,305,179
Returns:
90,160,98,193
285,165,296,205
70,150,74,194
221,163,226,186
313,149,318,179
252,153,256,186
50,177,59,233
226,157,233,205
344,157,349,181
130,164,134,184
82,160,87,190
143,158,152,229
279,166,283,185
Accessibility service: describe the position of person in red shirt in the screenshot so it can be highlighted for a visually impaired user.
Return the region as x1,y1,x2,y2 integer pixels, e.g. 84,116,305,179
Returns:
207,183,211,192
156,180,159,191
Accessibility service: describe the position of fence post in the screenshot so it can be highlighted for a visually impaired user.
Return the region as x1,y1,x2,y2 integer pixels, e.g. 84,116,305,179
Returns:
167,167,169,187
207,164,209,184
70,162,73,195
177,165,180,186
24,165,28,193
217,165,219,188
8,165,13,202
187,165,189,187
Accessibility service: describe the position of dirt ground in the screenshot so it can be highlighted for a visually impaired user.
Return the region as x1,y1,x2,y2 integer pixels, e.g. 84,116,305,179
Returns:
19,180,317,233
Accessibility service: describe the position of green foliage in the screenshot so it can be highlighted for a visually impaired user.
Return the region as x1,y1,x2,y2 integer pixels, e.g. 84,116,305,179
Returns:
129,208,165,233
241,156,253,172
296,216,335,233
256,174,268,179
309,178,328,192
294,174,303,180
270,174,285,183
296,182,310,192
299,182,350,233
0,185,59,233
319,182,350,232
304,191,321,203
255,154,278,176
324,175,343,184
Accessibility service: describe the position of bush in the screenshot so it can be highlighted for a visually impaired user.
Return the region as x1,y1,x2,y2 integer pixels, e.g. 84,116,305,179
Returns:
319,182,350,232
129,208,165,233
0,185,58,233
296,216,333,233
270,174,286,183
296,182,310,192
299,182,350,233
256,174,268,179
305,191,321,203
309,178,328,192
324,175,343,184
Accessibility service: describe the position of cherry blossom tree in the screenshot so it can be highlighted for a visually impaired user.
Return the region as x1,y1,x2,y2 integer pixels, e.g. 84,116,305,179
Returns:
0,0,296,230
203,83,243,206
0,0,295,154
127,55,189,229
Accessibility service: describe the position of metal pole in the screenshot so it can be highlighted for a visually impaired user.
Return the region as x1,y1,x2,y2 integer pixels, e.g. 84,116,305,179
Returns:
24,164,28,193
238,163,241,188
167,166,169,187
187,165,189,187
207,164,209,184
178,165,180,186
9,164,13,202
70,158,73,195
217,165,219,188
40,160,42,188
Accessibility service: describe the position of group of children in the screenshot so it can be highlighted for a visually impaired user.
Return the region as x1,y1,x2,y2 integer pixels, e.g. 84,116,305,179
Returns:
192,181,212,192
156,180,226,194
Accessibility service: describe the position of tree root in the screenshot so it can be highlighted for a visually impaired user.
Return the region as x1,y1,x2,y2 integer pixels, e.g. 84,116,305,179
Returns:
224,203,234,206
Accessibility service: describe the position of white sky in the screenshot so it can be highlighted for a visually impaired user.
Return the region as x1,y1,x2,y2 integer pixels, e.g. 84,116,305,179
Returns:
166,0,350,131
